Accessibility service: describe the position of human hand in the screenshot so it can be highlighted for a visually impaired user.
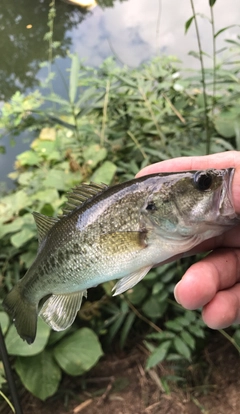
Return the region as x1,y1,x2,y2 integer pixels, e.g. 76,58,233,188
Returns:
136,151,240,329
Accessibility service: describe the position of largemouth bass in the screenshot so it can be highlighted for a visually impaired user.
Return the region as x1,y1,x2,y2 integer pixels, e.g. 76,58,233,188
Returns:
3,168,238,344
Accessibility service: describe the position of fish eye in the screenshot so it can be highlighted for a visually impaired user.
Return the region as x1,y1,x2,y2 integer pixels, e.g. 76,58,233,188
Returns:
146,201,157,211
194,171,213,191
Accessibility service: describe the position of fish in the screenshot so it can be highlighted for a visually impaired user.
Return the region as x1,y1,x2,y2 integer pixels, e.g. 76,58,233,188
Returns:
3,168,239,344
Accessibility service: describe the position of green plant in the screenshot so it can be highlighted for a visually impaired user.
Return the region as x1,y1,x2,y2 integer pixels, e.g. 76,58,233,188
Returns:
1,0,240,402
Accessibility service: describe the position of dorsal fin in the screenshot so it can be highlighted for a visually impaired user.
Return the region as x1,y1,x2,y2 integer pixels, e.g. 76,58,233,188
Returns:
32,212,59,244
61,182,108,216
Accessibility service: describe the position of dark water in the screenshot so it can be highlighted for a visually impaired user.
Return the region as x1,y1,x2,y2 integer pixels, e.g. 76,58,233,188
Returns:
0,0,240,189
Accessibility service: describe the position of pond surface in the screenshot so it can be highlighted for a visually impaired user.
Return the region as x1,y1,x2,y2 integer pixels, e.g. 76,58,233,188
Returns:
0,0,240,189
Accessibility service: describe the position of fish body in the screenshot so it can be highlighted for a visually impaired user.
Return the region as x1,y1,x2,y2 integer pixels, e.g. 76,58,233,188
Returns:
3,168,239,343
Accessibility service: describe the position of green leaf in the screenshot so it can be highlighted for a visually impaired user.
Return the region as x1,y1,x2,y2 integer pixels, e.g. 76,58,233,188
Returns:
147,331,175,341
146,340,172,369
152,282,164,295
15,350,61,400
17,150,40,166
18,171,34,186
69,54,79,104
225,39,240,47
214,112,236,138
215,25,238,38
20,248,37,268
232,329,240,347
209,0,216,6
142,297,163,319
31,188,59,203
90,161,117,185
53,328,103,376
185,16,194,34
0,312,10,335
31,139,56,155
180,330,195,350
165,320,182,332
0,190,31,223
0,217,24,238
42,169,70,191
188,325,205,338
120,312,135,349
127,283,148,305
83,145,107,168
174,336,191,360
5,318,51,356
11,226,36,248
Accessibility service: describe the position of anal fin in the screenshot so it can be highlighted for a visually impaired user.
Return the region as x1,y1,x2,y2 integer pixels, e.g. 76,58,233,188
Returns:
39,290,87,331
112,266,152,296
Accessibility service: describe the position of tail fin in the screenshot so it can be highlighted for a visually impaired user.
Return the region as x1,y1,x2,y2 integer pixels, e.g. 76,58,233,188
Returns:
3,286,37,344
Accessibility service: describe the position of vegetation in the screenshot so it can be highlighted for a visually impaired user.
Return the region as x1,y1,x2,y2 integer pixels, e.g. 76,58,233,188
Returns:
1,0,240,408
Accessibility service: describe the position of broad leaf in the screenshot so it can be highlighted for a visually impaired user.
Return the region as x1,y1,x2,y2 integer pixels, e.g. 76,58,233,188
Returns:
11,226,36,248
53,328,103,376
142,297,164,319
214,112,236,138
90,161,117,185
15,350,61,400
83,144,107,168
17,150,40,166
5,318,51,356
0,217,24,238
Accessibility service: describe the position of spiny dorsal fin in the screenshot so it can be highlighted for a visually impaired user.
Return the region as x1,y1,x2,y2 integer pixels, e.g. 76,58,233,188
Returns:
33,212,59,244
61,182,108,216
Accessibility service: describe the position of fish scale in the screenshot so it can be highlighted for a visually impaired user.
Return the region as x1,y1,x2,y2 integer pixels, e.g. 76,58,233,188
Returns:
3,168,239,343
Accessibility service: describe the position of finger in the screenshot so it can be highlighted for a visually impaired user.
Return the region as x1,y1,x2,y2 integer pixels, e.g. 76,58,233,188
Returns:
202,283,240,329
174,248,240,310
136,151,240,176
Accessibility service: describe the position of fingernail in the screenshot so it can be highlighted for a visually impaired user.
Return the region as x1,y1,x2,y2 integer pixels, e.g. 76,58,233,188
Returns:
174,282,181,304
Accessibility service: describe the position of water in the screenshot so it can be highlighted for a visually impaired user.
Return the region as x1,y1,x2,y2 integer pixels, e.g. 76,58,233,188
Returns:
1,0,240,189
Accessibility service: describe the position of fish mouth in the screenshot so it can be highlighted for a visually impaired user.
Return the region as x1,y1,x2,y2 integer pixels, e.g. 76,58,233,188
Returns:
219,167,236,219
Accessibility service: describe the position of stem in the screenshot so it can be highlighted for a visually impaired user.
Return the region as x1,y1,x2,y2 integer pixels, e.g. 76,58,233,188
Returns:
210,4,216,119
162,93,186,124
70,102,80,141
124,298,162,333
219,329,240,353
0,325,22,414
47,0,56,95
189,0,211,154
127,130,148,159
0,391,15,413
100,80,110,146
138,86,166,146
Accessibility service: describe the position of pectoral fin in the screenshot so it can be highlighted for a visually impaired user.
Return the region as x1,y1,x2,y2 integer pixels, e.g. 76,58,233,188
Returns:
112,266,152,296
39,290,87,331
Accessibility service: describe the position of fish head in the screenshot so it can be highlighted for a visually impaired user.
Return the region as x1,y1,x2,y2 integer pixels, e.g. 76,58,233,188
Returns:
142,168,238,240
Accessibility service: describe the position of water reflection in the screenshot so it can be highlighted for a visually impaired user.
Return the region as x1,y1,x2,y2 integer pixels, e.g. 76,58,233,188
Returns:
71,0,240,68
1,0,240,189
0,0,128,102
0,0,87,101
